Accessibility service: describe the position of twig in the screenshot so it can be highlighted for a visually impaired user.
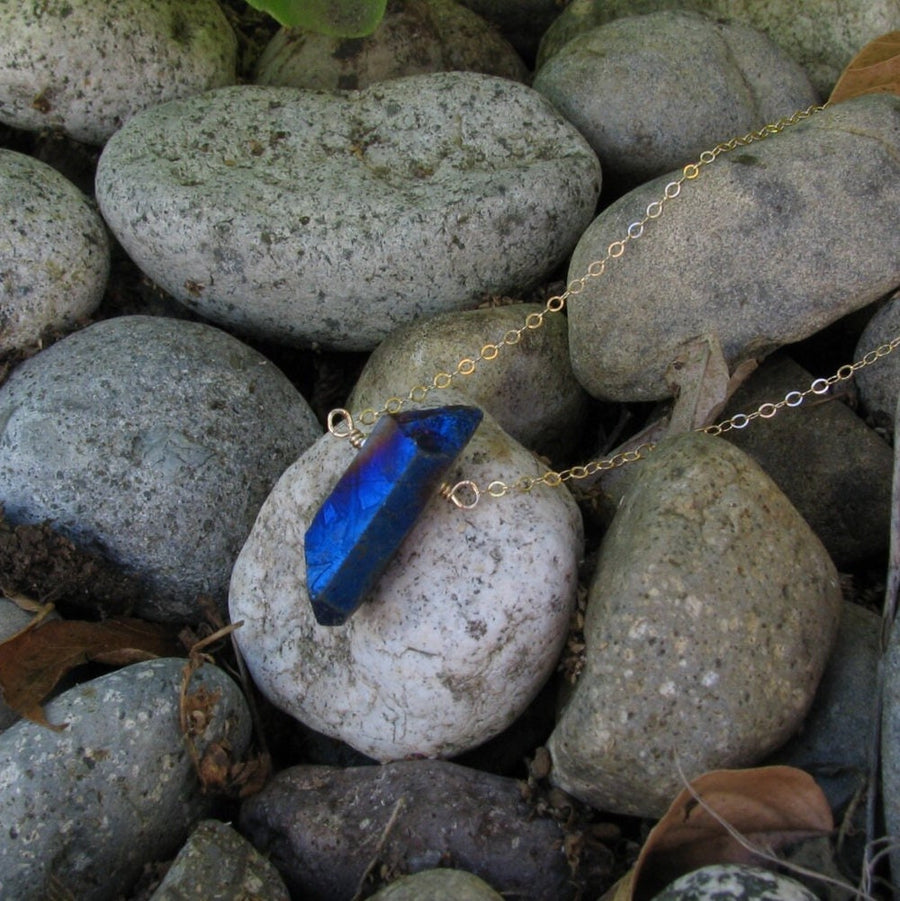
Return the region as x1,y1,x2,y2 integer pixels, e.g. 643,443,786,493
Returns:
350,796,408,901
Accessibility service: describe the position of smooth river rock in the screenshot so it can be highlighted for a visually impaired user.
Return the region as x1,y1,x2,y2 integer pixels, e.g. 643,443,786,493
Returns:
230,403,583,761
536,0,899,96
348,304,589,460
0,658,252,901
0,150,109,355
0,316,320,622
254,0,527,90
0,0,237,145
548,433,842,818
533,11,817,190
239,760,600,900
95,73,601,351
566,94,900,401
854,293,900,436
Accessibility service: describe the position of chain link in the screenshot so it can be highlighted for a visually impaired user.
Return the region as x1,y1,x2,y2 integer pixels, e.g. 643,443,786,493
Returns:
326,103,900,507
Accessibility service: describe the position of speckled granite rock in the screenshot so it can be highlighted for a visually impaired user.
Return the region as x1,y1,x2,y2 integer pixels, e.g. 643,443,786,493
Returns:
652,864,818,901
369,868,504,900
230,403,582,761
566,94,900,401
239,760,598,900
0,0,236,144
255,0,526,90
0,316,320,622
95,74,600,351
0,658,251,901
0,150,109,355
722,354,893,566
533,11,817,190
536,0,898,96
548,433,842,818
149,819,289,901
854,293,900,435
348,304,589,460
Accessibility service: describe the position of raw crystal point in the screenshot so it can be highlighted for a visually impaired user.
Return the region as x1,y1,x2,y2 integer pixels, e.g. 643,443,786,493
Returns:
304,405,483,626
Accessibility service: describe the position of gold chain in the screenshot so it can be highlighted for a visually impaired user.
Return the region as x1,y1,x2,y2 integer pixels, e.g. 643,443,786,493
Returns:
327,102,898,507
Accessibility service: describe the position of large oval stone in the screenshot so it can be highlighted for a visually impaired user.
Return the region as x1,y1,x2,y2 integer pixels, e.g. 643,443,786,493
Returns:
0,0,236,145
0,150,109,355
230,405,582,761
95,74,601,350
547,433,842,818
0,316,320,622
566,94,900,401
0,658,251,900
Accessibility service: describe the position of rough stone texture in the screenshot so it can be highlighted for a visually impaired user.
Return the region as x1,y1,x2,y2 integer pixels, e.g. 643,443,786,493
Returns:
230,402,583,761
239,760,593,900
533,11,817,190
0,658,252,901
566,94,900,402
653,864,818,901
536,0,900,96
0,150,109,355
883,551,900,889
149,819,290,901
348,304,589,460
369,868,504,900
722,354,893,566
95,74,601,351
254,0,527,90
854,292,900,436
0,0,237,145
765,600,880,812
0,316,320,622
547,433,842,818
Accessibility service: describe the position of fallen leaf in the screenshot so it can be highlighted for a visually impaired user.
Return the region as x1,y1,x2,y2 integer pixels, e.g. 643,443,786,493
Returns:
0,617,185,729
829,31,900,104
604,766,834,901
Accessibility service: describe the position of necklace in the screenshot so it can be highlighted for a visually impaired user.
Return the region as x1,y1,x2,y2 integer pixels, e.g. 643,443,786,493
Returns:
304,101,900,626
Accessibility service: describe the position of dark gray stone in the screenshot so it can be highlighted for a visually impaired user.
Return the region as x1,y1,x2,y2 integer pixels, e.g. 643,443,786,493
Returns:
0,315,320,622
0,658,252,901
566,94,900,401
854,293,900,436
95,74,600,351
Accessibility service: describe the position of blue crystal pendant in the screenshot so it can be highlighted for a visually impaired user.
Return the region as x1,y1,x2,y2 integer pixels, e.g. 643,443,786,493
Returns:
304,405,483,626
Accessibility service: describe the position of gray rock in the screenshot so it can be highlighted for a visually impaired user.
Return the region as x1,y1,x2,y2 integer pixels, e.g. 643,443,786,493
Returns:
95,74,601,351
722,354,893,566
854,293,900,436
536,0,899,96
0,658,252,901
533,11,817,190
348,304,589,460
230,403,583,762
0,315,320,622
0,0,236,145
0,150,109,355
239,760,596,900
566,94,900,401
882,578,900,889
149,819,289,901
457,0,566,62
547,433,842,818
766,600,880,812
369,868,504,900
254,0,527,90
653,864,818,901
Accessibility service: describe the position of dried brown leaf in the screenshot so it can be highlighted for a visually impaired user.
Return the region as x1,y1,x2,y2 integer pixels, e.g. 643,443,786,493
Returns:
0,617,185,729
665,334,732,434
829,31,900,104
604,766,834,901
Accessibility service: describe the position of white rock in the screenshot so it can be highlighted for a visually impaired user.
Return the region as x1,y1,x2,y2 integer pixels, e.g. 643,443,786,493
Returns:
0,150,109,355
230,405,583,761
547,433,842,818
95,74,601,350
0,0,236,145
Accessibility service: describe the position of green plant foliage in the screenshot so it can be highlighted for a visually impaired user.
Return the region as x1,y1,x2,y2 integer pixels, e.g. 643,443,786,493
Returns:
244,0,388,36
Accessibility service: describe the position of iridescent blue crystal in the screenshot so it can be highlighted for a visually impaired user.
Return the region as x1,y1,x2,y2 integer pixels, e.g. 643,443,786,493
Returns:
304,405,483,626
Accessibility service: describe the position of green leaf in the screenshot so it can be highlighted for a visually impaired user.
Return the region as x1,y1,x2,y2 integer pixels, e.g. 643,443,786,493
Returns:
245,0,388,37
